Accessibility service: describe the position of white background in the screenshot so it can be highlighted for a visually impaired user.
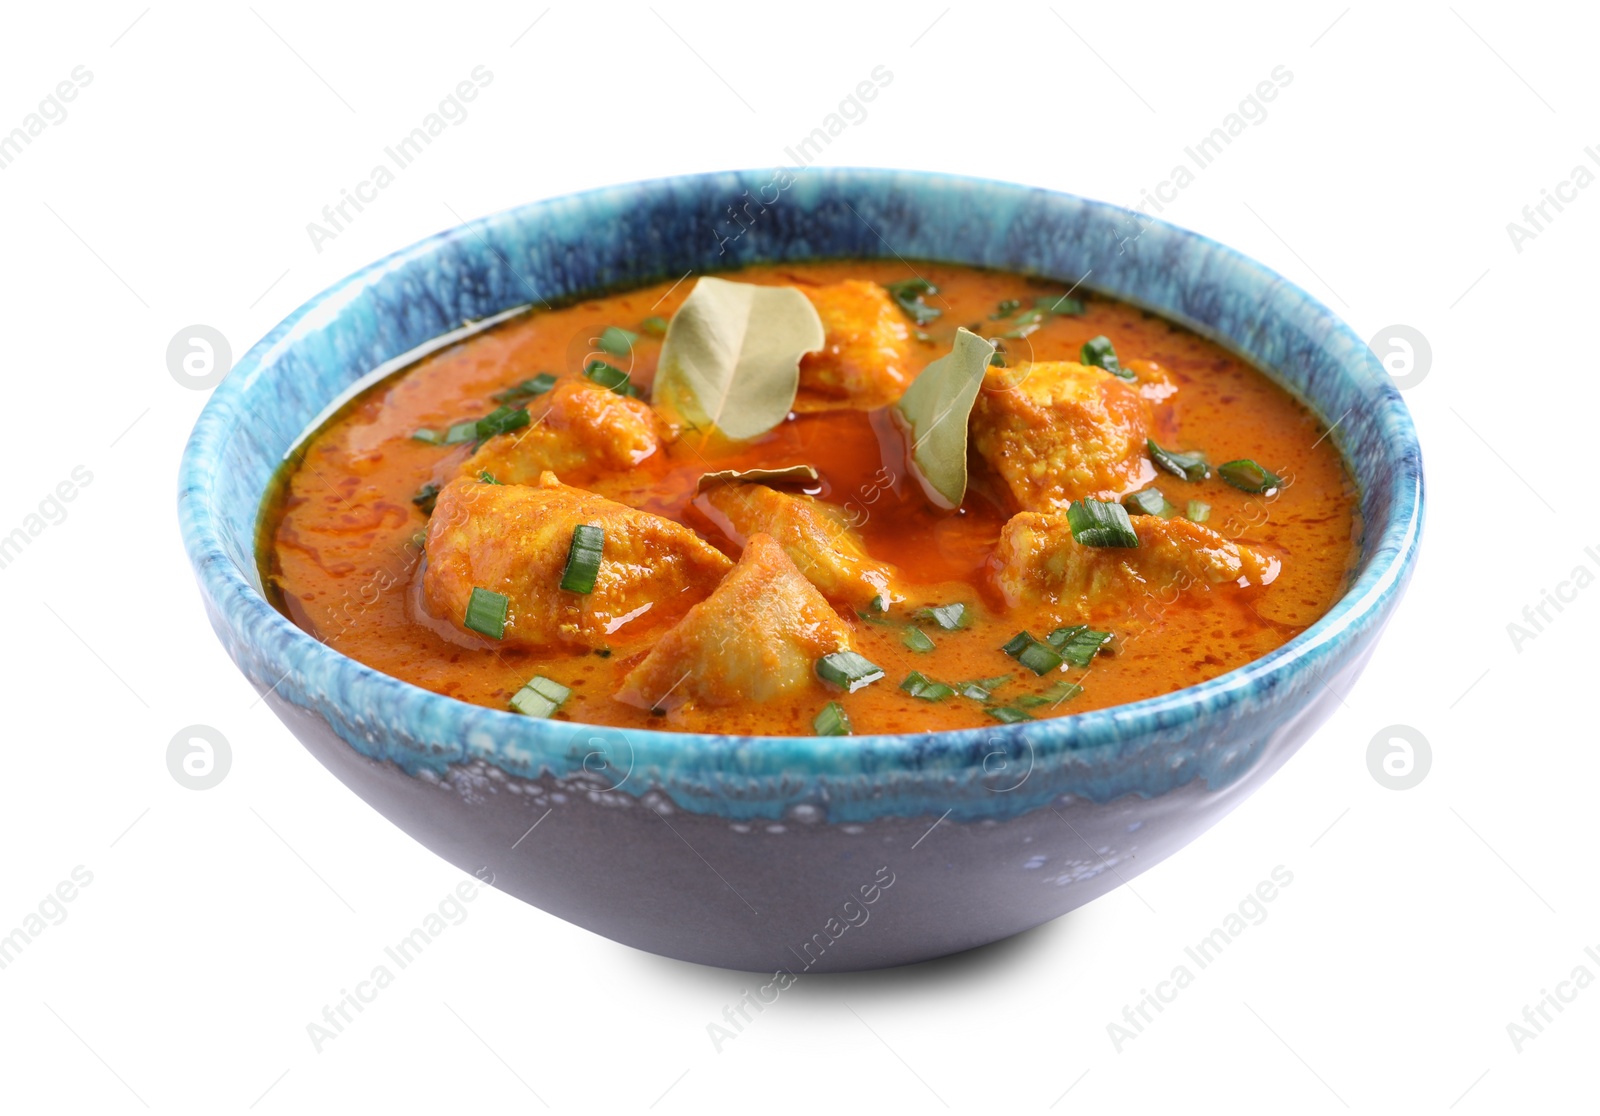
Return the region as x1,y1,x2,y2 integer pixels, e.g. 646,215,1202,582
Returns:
1,3,1594,1112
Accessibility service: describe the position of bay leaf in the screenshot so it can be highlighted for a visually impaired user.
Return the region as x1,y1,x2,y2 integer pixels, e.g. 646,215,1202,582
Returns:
695,464,820,494
655,277,825,441
893,327,996,509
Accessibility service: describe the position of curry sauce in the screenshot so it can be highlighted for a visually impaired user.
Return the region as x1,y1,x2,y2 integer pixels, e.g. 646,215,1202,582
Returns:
260,261,1360,736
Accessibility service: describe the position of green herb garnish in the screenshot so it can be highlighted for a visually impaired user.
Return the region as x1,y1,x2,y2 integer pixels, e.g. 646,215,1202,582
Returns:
444,421,480,444
1016,679,1085,708
902,627,936,653
475,405,531,441
987,706,1034,724
1219,459,1283,494
1123,487,1178,518
411,428,443,444
491,373,557,405
464,587,509,640
956,673,1014,701
583,360,640,398
597,326,638,356
913,602,969,631
816,651,885,692
883,277,941,326
559,525,605,594
1187,499,1211,523
900,672,955,701
1035,294,1084,316
411,483,441,515
990,298,1021,319
1081,335,1133,380
1066,499,1140,548
1148,439,1210,482
813,701,852,735
510,675,570,718
640,316,669,337
998,307,1048,339
1001,631,1065,675
1046,625,1112,668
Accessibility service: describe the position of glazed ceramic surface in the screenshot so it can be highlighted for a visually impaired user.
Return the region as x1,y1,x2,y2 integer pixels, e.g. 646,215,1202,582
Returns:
179,169,1422,972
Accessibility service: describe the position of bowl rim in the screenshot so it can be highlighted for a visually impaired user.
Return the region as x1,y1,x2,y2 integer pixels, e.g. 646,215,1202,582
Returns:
179,167,1424,786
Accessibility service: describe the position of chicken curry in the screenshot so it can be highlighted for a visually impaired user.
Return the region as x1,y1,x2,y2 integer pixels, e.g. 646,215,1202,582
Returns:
261,261,1359,736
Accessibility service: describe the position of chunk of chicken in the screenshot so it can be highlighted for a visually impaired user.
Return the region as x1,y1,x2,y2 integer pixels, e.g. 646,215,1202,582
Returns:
461,379,667,487
423,472,731,650
795,280,913,411
699,483,902,609
615,533,854,712
971,361,1154,510
992,512,1278,624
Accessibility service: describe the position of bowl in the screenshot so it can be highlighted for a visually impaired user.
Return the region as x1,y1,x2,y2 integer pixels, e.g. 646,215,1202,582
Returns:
179,169,1423,973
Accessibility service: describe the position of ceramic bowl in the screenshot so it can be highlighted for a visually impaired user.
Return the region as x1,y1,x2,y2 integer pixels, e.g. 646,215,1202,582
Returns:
179,169,1422,973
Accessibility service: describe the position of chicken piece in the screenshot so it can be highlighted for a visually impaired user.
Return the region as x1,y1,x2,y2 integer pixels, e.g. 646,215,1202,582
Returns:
423,472,731,650
699,483,902,609
971,361,1154,510
461,379,667,487
795,280,914,411
615,534,854,712
992,512,1279,624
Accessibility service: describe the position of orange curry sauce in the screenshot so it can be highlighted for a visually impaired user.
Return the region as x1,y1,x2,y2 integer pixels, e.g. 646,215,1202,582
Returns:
261,261,1360,736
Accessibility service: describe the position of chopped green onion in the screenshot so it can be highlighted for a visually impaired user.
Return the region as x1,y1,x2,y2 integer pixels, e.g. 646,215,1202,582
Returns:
1147,438,1210,482
987,706,1034,724
1001,631,1065,675
816,651,885,692
1035,294,1084,316
474,405,531,440
1123,487,1178,518
998,307,1047,339
559,525,605,594
445,421,479,444
464,587,509,640
479,471,501,485
902,627,936,653
883,278,941,326
597,326,638,356
1046,625,1113,667
1081,335,1133,380
900,671,955,701
914,602,969,631
956,673,1014,701
411,483,441,516
491,373,557,405
1219,459,1283,494
1017,679,1085,708
510,675,570,718
988,350,1007,367
868,594,888,613
640,316,669,337
411,428,443,444
1066,499,1140,548
813,701,852,736
1187,499,1211,523
989,298,1022,319
856,609,896,626
584,359,640,397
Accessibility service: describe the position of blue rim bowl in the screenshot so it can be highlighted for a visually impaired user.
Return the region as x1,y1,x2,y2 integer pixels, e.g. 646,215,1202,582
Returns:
179,168,1422,972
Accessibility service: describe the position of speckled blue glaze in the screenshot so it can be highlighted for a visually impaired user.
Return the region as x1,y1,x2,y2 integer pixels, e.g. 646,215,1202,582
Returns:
179,170,1421,971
